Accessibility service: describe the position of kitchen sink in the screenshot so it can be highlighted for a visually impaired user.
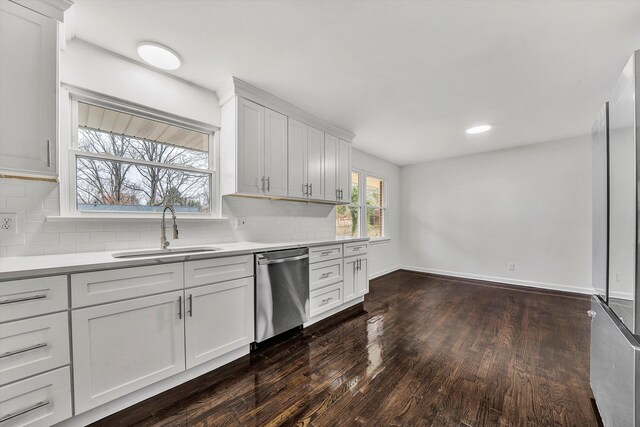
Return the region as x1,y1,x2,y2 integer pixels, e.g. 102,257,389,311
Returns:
112,247,221,259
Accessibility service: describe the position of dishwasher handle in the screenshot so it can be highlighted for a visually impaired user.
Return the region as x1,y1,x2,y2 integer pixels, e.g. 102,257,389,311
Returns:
257,254,309,265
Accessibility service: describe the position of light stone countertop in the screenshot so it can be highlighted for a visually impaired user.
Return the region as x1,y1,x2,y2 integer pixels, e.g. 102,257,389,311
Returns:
0,237,369,281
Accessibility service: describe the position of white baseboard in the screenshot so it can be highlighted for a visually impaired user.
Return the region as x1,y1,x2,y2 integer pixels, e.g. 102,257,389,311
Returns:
609,291,634,301
400,265,596,295
369,265,401,280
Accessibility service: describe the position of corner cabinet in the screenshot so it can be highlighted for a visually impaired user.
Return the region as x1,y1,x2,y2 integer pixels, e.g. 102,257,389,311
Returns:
218,77,353,204
0,1,58,176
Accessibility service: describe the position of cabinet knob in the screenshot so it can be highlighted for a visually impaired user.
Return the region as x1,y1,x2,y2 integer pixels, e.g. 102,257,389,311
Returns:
587,310,596,319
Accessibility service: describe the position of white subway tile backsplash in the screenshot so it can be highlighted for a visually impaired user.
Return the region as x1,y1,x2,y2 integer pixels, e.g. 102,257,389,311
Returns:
1,180,337,258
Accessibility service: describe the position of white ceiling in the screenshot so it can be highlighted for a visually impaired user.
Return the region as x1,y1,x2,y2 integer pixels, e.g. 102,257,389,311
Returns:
68,0,640,166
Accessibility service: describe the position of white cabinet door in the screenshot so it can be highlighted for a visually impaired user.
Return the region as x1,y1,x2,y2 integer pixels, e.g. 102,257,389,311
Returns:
324,134,339,202
0,1,57,176
288,118,307,198
356,257,369,297
264,108,288,197
306,126,325,200
72,291,185,414
185,277,253,369
338,140,352,202
237,97,264,194
343,257,358,302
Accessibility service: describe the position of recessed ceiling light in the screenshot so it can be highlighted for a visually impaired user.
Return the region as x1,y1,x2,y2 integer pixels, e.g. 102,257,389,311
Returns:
137,42,181,70
466,124,491,134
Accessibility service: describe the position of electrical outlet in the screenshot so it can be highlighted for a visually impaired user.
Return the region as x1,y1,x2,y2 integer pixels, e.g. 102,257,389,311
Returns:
507,263,516,272
0,213,17,234
236,217,247,229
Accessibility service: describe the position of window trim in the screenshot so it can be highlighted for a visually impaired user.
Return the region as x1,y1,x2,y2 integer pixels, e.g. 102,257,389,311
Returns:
59,85,221,219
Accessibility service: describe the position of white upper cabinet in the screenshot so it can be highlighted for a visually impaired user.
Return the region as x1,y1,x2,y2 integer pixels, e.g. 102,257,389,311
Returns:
264,108,288,197
338,139,352,202
324,134,339,202
0,1,57,176
218,77,354,203
288,119,325,200
223,97,288,196
236,97,265,194
306,126,325,200
288,118,307,198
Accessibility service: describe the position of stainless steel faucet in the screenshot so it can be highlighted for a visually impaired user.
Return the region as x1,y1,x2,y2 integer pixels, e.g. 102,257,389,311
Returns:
161,205,179,249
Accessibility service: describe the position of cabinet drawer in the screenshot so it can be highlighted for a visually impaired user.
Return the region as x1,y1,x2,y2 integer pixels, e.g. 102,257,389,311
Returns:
0,366,72,426
0,276,67,323
344,241,368,256
185,255,253,289
71,263,183,307
309,244,343,264
310,258,343,291
0,312,69,386
310,282,342,317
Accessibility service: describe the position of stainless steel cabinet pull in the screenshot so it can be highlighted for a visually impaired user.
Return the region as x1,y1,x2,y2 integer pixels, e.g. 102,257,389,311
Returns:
266,177,270,192
321,251,332,256
353,246,360,251
320,272,333,279
46,140,52,167
0,294,47,305
309,183,313,196
178,296,182,319
587,310,596,319
0,401,49,423
303,183,308,196
0,343,47,359
336,189,340,199
188,294,193,317
261,177,266,192
339,189,343,200
321,297,333,305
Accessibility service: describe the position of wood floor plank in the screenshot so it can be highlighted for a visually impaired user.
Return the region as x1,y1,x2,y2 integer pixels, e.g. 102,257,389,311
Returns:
90,271,600,427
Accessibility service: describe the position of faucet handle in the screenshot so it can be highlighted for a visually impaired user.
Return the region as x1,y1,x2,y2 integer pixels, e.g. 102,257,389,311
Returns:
173,224,179,239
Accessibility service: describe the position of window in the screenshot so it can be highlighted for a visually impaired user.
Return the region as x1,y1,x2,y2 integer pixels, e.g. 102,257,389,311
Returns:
336,170,387,240
336,171,361,237
64,93,217,216
365,175,385,239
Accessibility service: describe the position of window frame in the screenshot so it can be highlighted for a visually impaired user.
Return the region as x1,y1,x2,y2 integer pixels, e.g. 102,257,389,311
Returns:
363,172,387,240
59,86,221,219
336,168,388,241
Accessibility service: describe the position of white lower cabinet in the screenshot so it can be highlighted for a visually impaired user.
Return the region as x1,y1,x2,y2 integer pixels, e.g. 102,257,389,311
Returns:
344,255,369,303
185,277,254,369
0,366,72,427
71,290,186,414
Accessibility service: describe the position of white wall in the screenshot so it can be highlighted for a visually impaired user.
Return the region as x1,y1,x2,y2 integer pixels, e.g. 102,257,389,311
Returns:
60,39,220,125
352,148,401,278
400,136,593,294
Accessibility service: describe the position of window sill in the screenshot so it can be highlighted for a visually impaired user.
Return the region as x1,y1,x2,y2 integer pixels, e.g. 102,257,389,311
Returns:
46,215,228,222
369,237,391,245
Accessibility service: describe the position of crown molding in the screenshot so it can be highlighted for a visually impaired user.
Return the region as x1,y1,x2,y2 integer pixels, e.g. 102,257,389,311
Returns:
217,77,355,142
11,0,73,22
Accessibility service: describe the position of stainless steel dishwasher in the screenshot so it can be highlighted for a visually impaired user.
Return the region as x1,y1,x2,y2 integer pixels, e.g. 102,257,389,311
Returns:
255,248,309,343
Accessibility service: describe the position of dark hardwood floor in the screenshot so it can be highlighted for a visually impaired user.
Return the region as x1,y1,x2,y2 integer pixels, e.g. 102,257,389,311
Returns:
91,271,599,427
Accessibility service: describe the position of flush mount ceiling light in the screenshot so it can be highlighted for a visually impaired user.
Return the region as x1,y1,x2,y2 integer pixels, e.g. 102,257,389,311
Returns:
137,42,181,70
465,124,492,134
